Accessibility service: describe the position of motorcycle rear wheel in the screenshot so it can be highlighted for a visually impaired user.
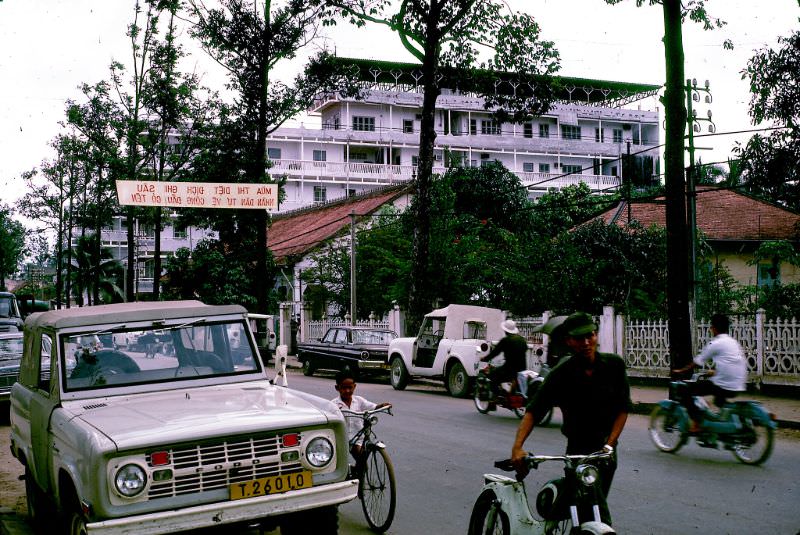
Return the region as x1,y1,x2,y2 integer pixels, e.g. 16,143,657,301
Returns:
467,489,510,535
648,405,687,453
474,391,492,414
732,417,774,465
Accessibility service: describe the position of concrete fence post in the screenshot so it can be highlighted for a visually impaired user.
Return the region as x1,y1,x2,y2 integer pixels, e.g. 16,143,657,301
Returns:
615,313,625,357
756,308,765,384
278,302,291,348
299,302,311,343
598,306,615,353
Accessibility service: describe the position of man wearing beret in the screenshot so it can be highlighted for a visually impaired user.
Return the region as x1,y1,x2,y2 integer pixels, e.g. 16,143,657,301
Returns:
511,311,632,526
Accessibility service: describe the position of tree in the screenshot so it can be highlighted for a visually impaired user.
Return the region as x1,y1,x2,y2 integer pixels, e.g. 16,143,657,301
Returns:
734,29,800,210
318,0,561,325
0,204,27,290
529,183,615,239
162,240,259,307
185,0,356,311
68,234,123,305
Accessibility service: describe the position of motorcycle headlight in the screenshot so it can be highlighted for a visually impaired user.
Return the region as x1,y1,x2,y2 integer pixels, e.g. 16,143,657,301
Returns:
115,464,147,497
305,437,334,468
576,464,599,487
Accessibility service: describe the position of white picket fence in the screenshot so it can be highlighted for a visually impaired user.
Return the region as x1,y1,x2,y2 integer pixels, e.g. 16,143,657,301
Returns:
290,305,800,386
622,311,800,386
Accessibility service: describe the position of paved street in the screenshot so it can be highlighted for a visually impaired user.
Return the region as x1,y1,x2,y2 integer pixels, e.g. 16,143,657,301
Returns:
3,369,800,534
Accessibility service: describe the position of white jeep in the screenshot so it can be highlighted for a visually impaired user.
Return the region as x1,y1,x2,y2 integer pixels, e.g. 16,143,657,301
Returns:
10,300,356,535
387,304,506,397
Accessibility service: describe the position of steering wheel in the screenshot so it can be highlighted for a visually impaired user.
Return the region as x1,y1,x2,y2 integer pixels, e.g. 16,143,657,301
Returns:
432,330,444,339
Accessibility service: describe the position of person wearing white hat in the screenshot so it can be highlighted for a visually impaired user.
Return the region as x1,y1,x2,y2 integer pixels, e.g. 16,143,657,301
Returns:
479,319,528,400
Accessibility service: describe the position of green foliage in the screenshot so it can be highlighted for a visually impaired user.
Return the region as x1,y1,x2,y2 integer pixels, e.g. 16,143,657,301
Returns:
0,204,27,289
756,283,800,320
162,240,261,310
734,29,800,210
529,183,614,239
533,220,668,319
68,234,123,305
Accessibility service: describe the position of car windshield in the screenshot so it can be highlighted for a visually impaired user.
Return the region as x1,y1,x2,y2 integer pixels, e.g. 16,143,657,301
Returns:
0,296,19,319
62,319,261,391
351,330,395,345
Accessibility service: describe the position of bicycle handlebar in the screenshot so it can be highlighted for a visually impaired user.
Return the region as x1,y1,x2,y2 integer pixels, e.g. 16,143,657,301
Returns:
340,405,393,418
494,450,613,472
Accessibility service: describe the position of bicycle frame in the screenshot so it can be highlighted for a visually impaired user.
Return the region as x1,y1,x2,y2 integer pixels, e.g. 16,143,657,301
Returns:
469,452,616,535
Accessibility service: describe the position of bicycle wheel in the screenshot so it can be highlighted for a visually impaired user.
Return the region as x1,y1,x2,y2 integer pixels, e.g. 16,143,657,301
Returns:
467,489,510,535
648,405,687,453
732,417,774,465
360,447,397,532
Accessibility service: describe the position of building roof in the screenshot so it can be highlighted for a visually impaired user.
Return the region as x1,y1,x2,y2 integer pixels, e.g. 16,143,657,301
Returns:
268,185,411,265
595,187,800,242
330,57,661,107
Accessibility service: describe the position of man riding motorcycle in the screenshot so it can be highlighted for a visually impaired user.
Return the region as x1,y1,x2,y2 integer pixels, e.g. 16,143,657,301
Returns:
479,319,528,400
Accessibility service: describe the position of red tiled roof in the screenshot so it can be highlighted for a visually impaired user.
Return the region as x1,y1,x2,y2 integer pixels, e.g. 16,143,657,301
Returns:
596,187,800,241
268,185,411,265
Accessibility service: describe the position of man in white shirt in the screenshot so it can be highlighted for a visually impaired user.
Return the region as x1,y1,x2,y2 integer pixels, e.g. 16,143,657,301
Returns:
676,313,747,432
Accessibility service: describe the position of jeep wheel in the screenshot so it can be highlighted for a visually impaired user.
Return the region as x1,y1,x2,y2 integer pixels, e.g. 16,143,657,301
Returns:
281,504,338,534
390,357,409,390
446,362,471,398
65,496,88,535
301,358,315,377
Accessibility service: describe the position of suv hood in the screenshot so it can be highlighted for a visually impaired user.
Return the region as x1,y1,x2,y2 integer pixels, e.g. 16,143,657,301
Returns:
63,383,337,450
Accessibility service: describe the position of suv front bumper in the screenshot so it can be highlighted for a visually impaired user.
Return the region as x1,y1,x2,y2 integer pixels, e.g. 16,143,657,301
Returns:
85,479,358,535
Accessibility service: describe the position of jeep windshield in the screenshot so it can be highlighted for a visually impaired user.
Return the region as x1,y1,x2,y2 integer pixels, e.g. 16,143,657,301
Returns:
63,319,261,391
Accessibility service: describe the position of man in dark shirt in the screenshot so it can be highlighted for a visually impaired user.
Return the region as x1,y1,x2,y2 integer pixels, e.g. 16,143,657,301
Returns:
481,319,528,396
511,311,631,525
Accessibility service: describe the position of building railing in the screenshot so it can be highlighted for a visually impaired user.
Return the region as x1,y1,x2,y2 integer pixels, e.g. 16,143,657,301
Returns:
267,159,621,191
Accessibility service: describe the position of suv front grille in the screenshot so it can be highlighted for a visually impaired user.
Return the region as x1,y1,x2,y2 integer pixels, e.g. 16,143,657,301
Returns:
146,433,304,499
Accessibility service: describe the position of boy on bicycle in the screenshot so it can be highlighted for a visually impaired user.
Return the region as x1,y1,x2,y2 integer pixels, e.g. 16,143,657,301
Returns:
331,368,391,459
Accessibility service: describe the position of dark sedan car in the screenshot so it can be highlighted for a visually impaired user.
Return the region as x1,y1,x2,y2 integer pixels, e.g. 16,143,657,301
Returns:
297,326,396,377
1,332,51,419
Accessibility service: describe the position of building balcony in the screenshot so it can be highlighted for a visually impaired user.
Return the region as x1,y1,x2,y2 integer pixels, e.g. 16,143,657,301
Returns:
267,159,621,192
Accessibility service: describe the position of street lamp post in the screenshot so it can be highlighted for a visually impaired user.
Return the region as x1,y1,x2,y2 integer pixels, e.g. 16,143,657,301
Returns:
685,78,716,337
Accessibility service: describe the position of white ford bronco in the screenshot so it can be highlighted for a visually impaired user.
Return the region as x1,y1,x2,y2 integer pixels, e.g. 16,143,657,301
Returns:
387,304,506,397
9,300,356,535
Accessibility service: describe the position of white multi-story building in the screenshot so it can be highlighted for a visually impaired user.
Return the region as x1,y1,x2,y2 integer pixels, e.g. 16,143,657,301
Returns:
266,58,662,212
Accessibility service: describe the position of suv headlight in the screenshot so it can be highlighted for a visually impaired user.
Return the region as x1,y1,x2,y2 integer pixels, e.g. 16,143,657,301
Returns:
305,437,334,468
115,464,147,497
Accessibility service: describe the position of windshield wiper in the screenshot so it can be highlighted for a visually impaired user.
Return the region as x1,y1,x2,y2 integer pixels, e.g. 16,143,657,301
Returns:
89,324,127,336
167,318,208,331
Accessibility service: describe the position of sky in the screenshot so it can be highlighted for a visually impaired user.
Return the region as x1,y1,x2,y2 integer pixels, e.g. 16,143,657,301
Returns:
1,0,799,212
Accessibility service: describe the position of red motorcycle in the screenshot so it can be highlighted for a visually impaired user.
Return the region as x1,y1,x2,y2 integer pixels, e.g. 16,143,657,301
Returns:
473,361,553,425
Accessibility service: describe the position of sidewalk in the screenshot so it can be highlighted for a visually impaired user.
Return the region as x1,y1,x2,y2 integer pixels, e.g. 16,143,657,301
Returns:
283,354,800,430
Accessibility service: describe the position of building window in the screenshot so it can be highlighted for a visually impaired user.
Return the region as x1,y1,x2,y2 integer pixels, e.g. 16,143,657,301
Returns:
758,263,780,287
313,150,326,162
595,128,604,143
539,124,550,138
267,147,281,160
403,119,414,133
522,162,535,173
469,119,477,135
523,123,533,138
562,164,583,175
611,165,618,176
561,125,581,140
593,159,601,175
481,120,500,135
539,163,550,173
613,129,623,143
173,225,187,239
411,155,419,167
348,151,368,162
313,186,327,203
352,116,375,131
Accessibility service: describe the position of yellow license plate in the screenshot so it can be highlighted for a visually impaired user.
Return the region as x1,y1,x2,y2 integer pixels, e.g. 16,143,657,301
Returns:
230,471,313,500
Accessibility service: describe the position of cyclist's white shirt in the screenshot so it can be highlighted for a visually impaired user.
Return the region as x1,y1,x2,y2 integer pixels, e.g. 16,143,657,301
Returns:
693,333,747,391
331,395,377,440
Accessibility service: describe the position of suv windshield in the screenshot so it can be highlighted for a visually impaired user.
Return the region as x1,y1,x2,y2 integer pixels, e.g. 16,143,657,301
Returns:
63,319,260,391
0,296,20,319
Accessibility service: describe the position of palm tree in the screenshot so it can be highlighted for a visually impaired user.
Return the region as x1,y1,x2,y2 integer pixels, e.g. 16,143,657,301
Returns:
68,234,123,306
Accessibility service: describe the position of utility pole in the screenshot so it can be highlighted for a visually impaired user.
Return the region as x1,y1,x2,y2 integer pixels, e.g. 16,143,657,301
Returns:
662,0,693,377
684,79,716,319
350,210,357,326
